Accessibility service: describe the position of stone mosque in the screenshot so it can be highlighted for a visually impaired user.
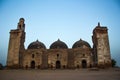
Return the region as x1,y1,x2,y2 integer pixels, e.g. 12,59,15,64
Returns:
7,18,112,69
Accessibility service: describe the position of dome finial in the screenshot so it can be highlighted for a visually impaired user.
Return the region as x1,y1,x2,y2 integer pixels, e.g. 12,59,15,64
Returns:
80,38,82,41
36,39,39,42
98,22,100,27
58,38,60,41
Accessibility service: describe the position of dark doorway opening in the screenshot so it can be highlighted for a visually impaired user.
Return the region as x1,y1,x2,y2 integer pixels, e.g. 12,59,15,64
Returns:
82,60,87,68
56,60,61,69
31,61,35,69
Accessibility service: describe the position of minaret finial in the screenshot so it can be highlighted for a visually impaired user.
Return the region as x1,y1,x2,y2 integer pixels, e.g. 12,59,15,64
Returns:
17,18,25,31
98,22,100,27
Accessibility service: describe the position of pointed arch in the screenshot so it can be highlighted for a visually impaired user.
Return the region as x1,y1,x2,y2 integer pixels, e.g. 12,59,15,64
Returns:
82,60,87,68
31,61,35,69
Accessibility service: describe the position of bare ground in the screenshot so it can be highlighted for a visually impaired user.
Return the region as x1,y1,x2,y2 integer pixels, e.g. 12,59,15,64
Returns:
0,68,120,80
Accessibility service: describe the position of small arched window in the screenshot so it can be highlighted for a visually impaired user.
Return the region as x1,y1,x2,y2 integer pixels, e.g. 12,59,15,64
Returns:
57,54,59,58
32,54,35,58
83,54,85,57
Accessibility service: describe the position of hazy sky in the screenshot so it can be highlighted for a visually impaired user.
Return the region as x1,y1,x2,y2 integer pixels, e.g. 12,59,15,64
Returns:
0,0,120,66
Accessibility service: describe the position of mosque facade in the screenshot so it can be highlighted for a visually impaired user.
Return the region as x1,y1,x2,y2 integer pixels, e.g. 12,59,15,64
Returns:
7,18,111,69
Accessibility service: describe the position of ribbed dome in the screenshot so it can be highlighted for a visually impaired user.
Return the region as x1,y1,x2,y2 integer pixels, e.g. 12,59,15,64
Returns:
72,39,91,48
28,40,46,49
50,39,68,49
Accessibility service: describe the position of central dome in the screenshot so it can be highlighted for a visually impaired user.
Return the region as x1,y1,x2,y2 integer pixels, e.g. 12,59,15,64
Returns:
28,40,46,49
50,39,68,49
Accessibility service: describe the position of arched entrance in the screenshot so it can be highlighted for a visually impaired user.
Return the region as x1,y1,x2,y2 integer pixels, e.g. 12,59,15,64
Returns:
56,60,61,69
31,61,35,69
82,60,87,68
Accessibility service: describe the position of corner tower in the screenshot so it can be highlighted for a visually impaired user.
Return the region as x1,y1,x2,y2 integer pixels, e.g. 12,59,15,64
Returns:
7,18,25,68
92,22,111,68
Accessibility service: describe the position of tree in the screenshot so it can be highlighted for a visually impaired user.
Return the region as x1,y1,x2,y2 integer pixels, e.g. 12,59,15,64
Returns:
111,59,116,67
0,63,3,70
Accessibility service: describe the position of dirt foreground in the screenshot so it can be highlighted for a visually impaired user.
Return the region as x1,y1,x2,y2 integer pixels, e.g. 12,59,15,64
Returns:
0,68,120,80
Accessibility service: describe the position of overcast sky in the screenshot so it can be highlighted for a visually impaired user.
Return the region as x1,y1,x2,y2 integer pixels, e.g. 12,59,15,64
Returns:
0,0,120,66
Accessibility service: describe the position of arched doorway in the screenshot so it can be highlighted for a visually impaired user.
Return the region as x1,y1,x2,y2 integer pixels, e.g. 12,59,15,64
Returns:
56,60,61,69
82,60,87,68
31,61,35,69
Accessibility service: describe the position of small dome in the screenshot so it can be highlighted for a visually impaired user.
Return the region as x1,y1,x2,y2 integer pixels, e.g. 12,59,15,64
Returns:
28,40,46,49
50,39,68,49
72,39,91,48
